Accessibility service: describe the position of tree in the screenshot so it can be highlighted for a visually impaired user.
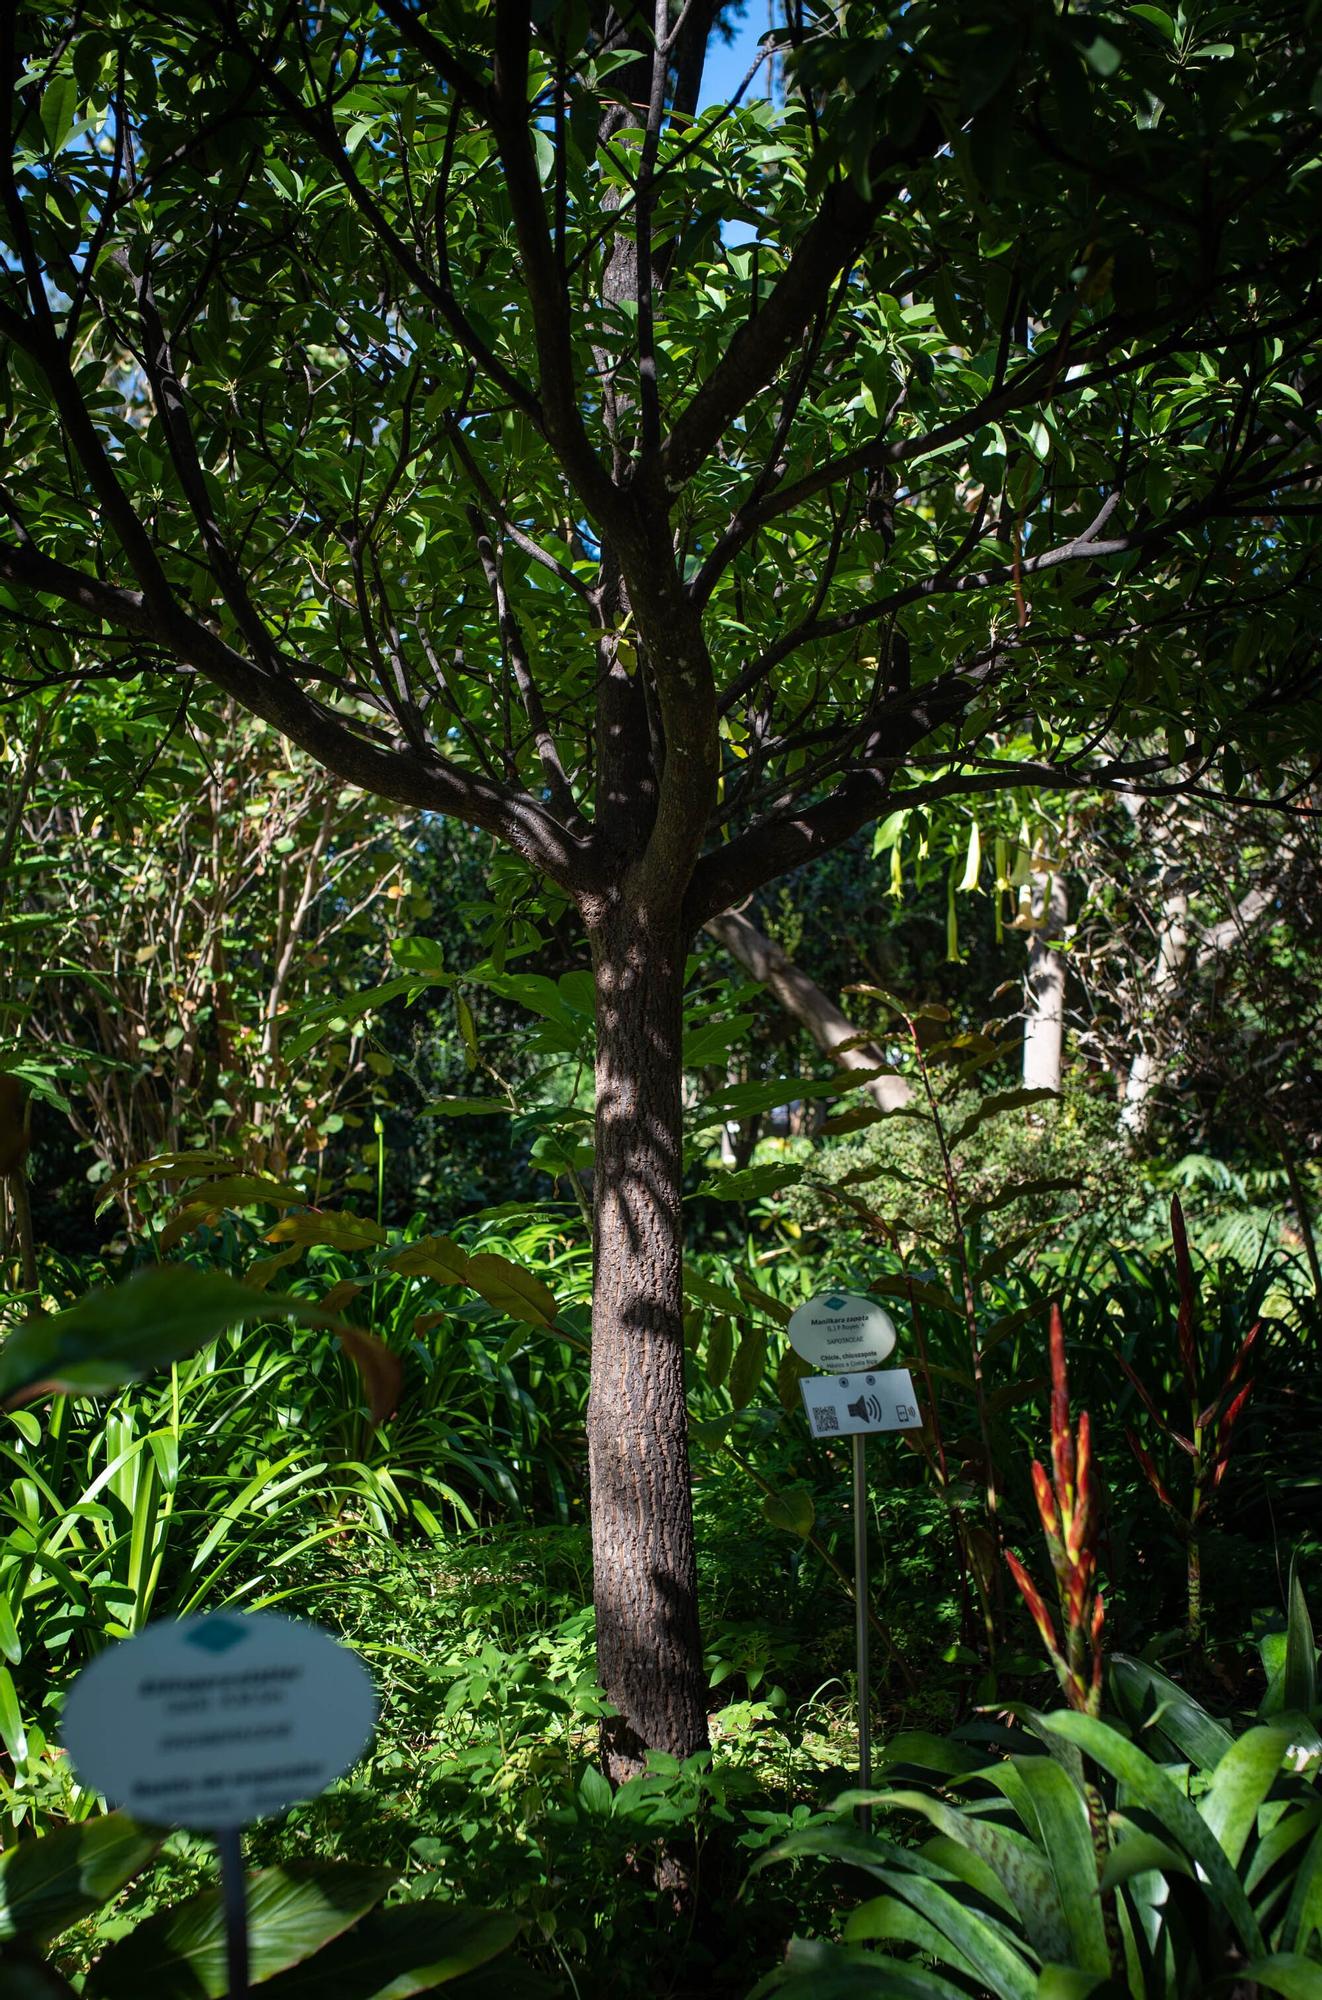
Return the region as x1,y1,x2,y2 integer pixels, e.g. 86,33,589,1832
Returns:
2,0,1320,1772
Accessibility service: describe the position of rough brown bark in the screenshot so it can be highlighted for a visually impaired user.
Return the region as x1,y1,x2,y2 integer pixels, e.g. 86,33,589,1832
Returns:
586,899,708,1778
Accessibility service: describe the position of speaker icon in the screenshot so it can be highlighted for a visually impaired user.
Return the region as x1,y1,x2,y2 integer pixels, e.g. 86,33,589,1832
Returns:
847,1391,884,1424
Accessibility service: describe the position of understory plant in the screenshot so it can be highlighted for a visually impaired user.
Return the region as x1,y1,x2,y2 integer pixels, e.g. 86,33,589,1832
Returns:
748,1301,1322,1997
0,1815,539,1997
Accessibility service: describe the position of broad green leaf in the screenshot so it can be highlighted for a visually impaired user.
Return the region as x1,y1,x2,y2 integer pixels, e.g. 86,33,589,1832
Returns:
1034,1972,1120,2000
1231,1956,1322,2000
844,1893,981,1980
1200,1726,1295,1868
706,1315,734,1390
761,1489,814,1538
256,1904,522,1998
0,1268,283,1407
463,1253,558,1329
750,1934,967,1999
1043,1713,1264,1953
39,76,78,154
1109,1654,1235,1770
1281,1820,1322,1953
866,1865,1038,2000
874,1788,1065,1960
1011,1755,1111,1973
1097,1832,1192,1893
0,1814,159,1946
84,1862,394,1999
729,1323,768,1407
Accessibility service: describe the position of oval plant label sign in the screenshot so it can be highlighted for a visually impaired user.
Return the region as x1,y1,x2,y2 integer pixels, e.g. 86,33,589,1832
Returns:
786,1291,897,1373
61,1611,376,1829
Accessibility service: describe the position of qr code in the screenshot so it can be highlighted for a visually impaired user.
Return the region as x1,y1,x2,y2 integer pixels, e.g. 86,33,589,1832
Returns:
811,1405,840,1434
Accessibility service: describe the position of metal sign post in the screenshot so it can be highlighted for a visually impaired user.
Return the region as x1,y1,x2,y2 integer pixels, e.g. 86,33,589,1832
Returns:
852,1432,873,1834
787,1291,923,1840
60,1611,378,2000
217,1827,250,2000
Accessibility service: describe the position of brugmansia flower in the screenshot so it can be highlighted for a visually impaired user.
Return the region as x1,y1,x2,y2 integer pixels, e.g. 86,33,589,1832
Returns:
1005,1303,1104,1715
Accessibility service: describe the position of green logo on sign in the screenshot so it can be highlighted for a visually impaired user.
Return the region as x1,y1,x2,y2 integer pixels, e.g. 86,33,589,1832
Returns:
185,1618,248,1654
826,1296,846,1310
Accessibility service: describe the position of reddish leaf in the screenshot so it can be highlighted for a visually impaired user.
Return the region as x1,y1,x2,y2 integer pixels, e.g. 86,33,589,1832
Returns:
1211,1381,1255,1486
1005,1548,1061,1660
1068,1413,1093,1561
335,1323,403,1425
1124,1425,1175,1509
1031,1459,1059,1538
1049,1304,1075,1499
1114,1351,1185,1445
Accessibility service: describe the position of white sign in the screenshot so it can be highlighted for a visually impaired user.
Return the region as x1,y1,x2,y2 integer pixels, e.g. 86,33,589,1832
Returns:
61,1611,376,1830
800,1367,922,1439
787,1291,897,1373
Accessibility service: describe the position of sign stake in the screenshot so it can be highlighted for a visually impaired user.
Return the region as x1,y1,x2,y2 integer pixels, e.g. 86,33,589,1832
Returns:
218,1825,249,2000
852,1432,872,1835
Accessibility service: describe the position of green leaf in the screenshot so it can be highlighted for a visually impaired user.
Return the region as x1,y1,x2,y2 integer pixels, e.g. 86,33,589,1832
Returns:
84,1862,394,1999
462,1253,558,1329
873,1788,1065,1961
694,1164,802,1202
1283,1557,1317,1715
1200,1726,1295,1868
1011,1755,1111,1973
729,1323,768,1408
256,1904,522,1998
1280,1820,1322,1953
1097,1831,1192,1893
0,1268,279,1407
577,1765,613,1817
1043,1713,1264,1953
1081,35,1122,76
761,1489,814,1538
40,77,78,155
706,1315,734,1390
0,1814,159,1946
1231,1957,1322,2000
1128,6,1176,40
1109,1654,1236,1769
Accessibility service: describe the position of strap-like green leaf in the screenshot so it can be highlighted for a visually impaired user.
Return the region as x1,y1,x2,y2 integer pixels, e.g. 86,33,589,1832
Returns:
1228,1953,1322,2000
1200,1727,1295,1869
1012,1755,1112,1974
1280,1820,1322,1954
1283,1558,1318,1716
1109,1655,1234,1771
877,1787,1064,1959
1043,1713,1264,1954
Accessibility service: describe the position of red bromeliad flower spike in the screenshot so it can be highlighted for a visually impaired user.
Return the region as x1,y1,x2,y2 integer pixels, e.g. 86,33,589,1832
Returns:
1006,1304,1106,1715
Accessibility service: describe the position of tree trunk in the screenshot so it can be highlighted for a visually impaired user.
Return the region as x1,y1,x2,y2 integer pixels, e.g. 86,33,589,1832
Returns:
1121,871,1190,1142
587,901,708,1779
704,907,913,1110
1022,871,1068,1092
